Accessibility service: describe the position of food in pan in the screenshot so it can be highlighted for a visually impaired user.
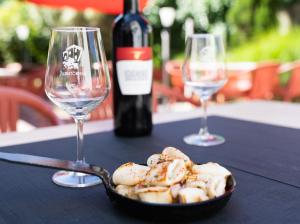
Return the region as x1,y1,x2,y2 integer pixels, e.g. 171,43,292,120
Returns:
112,147,232,204
112,162,150,186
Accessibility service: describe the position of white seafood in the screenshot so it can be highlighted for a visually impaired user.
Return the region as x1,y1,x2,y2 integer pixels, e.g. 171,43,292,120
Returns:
162,147,192,167
170,183,182,199
113,148,231,204
147,154,162,167
112,162,150,186
136,186,173,204
206,176,226,198
196,173,213,183
145,159,186,186
185,179,207,191
192,162,231,178
178,188,209,203
115,185,138,199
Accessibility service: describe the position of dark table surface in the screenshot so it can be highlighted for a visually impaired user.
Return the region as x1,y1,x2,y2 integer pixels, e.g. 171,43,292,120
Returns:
0,116,300,224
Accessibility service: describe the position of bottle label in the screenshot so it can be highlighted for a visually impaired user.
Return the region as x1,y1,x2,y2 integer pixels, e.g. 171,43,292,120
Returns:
116,47,153,95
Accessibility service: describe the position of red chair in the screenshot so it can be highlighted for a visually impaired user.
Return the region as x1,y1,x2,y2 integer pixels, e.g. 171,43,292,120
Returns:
247,62,280,100
152,82,200,112
0,66,46,98
165,60,184,91
218,70,252,101
90,91,113,120
281,62,300,101
166,60,254,103
0,87,61,132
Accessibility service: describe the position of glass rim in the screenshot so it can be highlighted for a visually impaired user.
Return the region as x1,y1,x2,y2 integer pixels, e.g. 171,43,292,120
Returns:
52,27,101,32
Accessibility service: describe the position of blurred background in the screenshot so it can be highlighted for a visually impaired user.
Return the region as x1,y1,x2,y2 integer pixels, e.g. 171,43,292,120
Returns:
0,0,299,65
1,0,300,132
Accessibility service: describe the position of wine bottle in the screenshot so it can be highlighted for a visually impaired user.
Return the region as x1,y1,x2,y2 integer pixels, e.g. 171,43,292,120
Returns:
112,0,153,137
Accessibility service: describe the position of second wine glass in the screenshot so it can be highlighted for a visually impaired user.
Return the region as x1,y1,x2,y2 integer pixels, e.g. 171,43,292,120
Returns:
45,27,111,187
182,34,227,147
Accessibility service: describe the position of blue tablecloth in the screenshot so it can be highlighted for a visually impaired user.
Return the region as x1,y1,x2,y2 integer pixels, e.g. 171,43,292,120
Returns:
0,116,300,224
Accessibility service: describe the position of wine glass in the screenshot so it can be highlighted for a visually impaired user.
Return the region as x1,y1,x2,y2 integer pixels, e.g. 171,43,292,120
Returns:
45,27,111,187
182,34,227,147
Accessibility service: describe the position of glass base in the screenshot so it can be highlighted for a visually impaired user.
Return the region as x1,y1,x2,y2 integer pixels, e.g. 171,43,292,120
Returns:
184,133,225,147
52,171,102,188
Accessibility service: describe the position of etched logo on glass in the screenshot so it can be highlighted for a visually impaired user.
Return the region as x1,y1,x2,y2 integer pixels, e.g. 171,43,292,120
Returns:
200,46,215,62
61,45,85,93
63,45,83,70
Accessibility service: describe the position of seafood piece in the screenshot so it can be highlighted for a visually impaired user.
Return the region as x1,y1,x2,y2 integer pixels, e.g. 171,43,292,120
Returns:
162,147,192,167
192,162,231,178
115,185,138,199
196,173,213,183
179,188,209,203
145,159,186,186
207,176,226,198
112,147,231,204
170,183,182,199
136,186,173,204
185,179,207,191
147,154,162,167
112,162,150,186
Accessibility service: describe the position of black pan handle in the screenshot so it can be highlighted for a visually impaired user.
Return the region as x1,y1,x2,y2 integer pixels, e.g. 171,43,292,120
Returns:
0,151,111,187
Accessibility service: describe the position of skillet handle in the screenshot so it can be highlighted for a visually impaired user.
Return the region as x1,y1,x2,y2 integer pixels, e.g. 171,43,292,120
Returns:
0,151,111,186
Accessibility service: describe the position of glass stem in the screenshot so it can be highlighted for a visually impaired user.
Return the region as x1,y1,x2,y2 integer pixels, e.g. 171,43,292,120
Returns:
199,99,209,138
75,118,85,166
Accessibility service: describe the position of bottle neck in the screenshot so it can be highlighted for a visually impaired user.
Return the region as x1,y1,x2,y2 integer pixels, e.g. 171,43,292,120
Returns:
124,0,139,14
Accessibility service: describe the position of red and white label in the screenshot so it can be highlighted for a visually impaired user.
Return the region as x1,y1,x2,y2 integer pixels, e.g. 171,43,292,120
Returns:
116,47,153,95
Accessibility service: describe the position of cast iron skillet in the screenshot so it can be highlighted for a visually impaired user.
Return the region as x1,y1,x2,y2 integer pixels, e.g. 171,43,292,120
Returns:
0,152,236,221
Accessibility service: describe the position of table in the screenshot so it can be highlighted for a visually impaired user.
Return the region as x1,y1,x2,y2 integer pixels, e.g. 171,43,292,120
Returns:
0,100,300,223
1,100,300,147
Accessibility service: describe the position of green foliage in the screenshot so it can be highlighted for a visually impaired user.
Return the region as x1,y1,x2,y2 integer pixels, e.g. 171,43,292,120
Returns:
144,0,176,27
0,0,49,63
144,0,230,67
226,0,278,46
176,0,230,31
227,27,300,62
0,0,299,66
145,0,230,30
225,0,298,47
0,0,114,65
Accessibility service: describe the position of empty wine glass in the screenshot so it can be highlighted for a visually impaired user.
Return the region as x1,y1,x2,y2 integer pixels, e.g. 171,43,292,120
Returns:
45,27,111,187
182,34,227,147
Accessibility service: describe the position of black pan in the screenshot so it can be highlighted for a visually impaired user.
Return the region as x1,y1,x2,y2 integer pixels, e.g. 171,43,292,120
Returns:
0,152,236,222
